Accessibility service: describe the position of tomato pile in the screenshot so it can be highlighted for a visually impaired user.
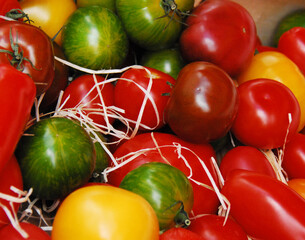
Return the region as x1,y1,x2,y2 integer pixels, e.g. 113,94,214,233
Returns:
1,0,305,239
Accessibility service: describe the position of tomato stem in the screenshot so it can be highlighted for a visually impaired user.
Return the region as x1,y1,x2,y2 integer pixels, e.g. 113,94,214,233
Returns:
168,200,191,228
5,9,33,24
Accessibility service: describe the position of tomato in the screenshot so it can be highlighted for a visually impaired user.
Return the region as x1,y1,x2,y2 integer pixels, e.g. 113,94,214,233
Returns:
0,0,23,22
0,222,50,240
221,170,305,240
76,0,116,12
107,132,220,217
160,227,204,240
0,64,36,173
61,74,115,128
140,48,186,79
0,21,55,96
120,162,194,231
219,146,277,180
61,5,129,70
188,214,248,240
282,133,305,179
15,117,95,200
116,0,194,50
237,51,305,131
232,78,300,149
165,61,238,144
114,66,175,131
278,27,305,75
0,155,23,228
180,0,257,77
19,0,77,45
51,185,159,240
287,178,305,200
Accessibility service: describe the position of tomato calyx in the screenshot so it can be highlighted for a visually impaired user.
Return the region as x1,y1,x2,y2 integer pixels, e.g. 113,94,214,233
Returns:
169,201,191,228
5,9,32,23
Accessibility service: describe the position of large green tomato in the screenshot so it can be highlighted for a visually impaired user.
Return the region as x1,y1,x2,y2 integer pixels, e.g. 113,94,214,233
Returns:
15,117,96,200
61,6,129,70
116,0,194,50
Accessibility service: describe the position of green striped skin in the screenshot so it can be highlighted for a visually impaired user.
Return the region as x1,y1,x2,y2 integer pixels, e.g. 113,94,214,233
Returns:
76,0,116,13
116,0,194,50
61,6,129,70
119,162,194,231
15,117,96,200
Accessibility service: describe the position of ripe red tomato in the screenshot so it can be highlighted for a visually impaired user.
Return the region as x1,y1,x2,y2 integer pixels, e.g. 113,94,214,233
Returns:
165,61,238,144
180,0,257,77
160,227,204,240
61,74,115,127
114,66,175,131
107,132,220,217
219,146,277,180
221,170,305,240
188,214,248,240
231,78,300,149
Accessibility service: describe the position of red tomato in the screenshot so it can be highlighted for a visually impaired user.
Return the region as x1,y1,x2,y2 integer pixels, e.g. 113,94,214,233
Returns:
0,21,55,96
107,132,220,217
0,155,23,228
0,222,50,239
165,61,238,144
0,0,22,21
61,74,115,127
180,0,257,77
278,27,305,75
160,227,204,240
114,66,175,131
221,170,305,240
282,133,305,179
219,146,276,180
188,214,248,240
231,78,300,149
0,64,36,172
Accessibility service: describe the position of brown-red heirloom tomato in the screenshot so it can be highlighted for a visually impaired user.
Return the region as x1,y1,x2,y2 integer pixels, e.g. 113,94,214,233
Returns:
0,21,55,96
165,61,238,144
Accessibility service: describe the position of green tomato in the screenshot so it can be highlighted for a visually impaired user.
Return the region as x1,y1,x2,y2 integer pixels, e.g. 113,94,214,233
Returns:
61,6,129,70
116,0,194,50
76,0,116,13
119,162,194,231
15,117,96,200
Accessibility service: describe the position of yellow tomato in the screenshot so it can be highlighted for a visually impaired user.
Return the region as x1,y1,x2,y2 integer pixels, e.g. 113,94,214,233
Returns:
19,0,77,45
288,178,305,200
51,185,159,240
237,51,305,131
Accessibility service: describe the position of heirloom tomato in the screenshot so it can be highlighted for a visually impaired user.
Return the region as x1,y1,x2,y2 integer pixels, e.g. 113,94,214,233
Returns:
0,21,55,96
116,0,194,50
221,170,305,240
114,66,175,131
165,61,238,144
61,6,128,70
120,162,194,231
237,51,305,131
107,132,220,217
19,0,77,45
52,185,159,240
180,0,257,77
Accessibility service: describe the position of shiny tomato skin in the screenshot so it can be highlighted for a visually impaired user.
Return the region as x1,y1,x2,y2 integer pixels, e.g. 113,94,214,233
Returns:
107,132,220,217
61,74,115,127
188,214,248,240
160,227,204,240
231,78,300,149
0,21,55,96
221,170,305,240
180,0,257,77
114,66,175,131
282,133,305,179
165,61,238,144
0,222,50,240
219,146,277,180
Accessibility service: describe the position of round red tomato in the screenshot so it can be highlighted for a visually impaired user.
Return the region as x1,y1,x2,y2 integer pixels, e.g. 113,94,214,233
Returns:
61,74,115,127
180,0,257,77
231,78,300,149
107,132,220,217
160,227,204,240
114,66,175,131
165,61,238,144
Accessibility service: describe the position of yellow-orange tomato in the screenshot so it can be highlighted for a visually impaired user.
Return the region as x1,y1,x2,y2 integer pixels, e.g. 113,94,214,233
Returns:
288,178,305,200
237,51,305,131
51,185,159,240
19,0,77,45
